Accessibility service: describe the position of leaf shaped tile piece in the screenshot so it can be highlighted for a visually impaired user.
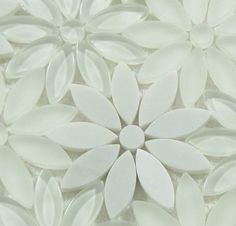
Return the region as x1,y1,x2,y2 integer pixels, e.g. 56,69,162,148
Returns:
145,108,210,138
86,4,148,33
46,45,75,104
62,145,119,191
0,34,13,58
146,139,211,174
0,146,34,208
0,0,19,17
8,135,72,169
55,0,81,19
61,181,104,226
9,104,77,135
77,42,111,97
137,41,192,84
87,33,147,65
47,122,117,151
6,36,60,78
132,201,180,226
105,151,136,218
71,84,121,131
4,69,45,124
176,174,205,226
136,150,174,209
34,170,63,226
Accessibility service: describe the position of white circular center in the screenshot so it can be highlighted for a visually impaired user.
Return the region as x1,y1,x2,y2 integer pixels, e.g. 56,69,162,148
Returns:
119,125,145,151
190,24,214,49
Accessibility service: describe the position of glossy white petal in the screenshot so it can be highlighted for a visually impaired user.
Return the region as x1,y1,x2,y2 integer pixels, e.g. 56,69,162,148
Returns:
0,34,13,58
47,122,117,151
88,33,147,65
180,48,207,107
0,123,7,145
176,174,205,226
55,0,81,19
9,104,77,135
136,150,174,209
112,63,140,124
62,145,119,191
0,0,19,17
71,84,121,131
4,69,45,124
137,41,192,84
216,36,236,61
123,21,187,49
139,72,178,127
215,15,236,35
146,139,211,174
0,146,34,208
105,151,136,218
34,170,63,226
6,36,60,78
97,222,136,226
8,135,72,169
132,201,180,226
61,181,103,226
46,45,75,104
145,0,191,30
77,42,111,97
146,108,210,138
86,4,148,33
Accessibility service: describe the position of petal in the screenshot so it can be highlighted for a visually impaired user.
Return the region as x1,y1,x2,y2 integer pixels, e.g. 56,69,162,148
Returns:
46,122,117,151
97,222,136,226
112,63,140,124
180,48,207,107
4,69,45,124
146,139,211,174
61,145,119,191
215,15,236,35
105,151,136,218
87,33,147,65
207,0,236,27
206,189,236,226
71,84,121,131
0,34,13,58
62,182,103,226
136,150,174,209
8,135,72,170
145,0,191,30
34,170,63,226
137,41,192,84
46,45,75,104
139,72,178,128
55,0,81,19
176,174,205,226
186,128,236,157
216,36,236,61
123,21,187,49
9,104,77,135
132,201,180,226
85,4,148,33
0,72,6,114
145,108,210,138
182,0,209,24
0,146,34,208
6,36,60,78
0,123,8,145
0,0,19,17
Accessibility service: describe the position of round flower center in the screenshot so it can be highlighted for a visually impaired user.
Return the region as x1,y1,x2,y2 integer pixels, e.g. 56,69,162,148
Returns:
190,24,214,49
119,125,145,151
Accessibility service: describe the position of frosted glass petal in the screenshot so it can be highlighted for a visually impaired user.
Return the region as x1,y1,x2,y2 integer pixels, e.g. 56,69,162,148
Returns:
55,0,81,19
0,123,8,145
215,15,236,35
0,0,19,17
0,34,13,58
0,72,6,115
97,222,136,226
216,36,236,61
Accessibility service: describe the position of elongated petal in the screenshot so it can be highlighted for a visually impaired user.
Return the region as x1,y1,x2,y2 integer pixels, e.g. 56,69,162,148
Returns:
146,139,211,174
4,69,45,124
105,151,136,218
145,0,191,30
216,36,236,61
55,0,81,19
139,72,178,127
136,150,174,209
71,84,121,131
62,145,119,191
112,63,140,124
88,33,147,65
137,41,192,84
0,0,19,17
215,15,236,35
0,72,6,115
8,135,72,169
9,104,77,135
180,48,207,106
146,108,210,138
0,146,34,208
46,45,75,104
0,34,13,58
34,170,63,226
176,174,205,226
47,122,117,151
